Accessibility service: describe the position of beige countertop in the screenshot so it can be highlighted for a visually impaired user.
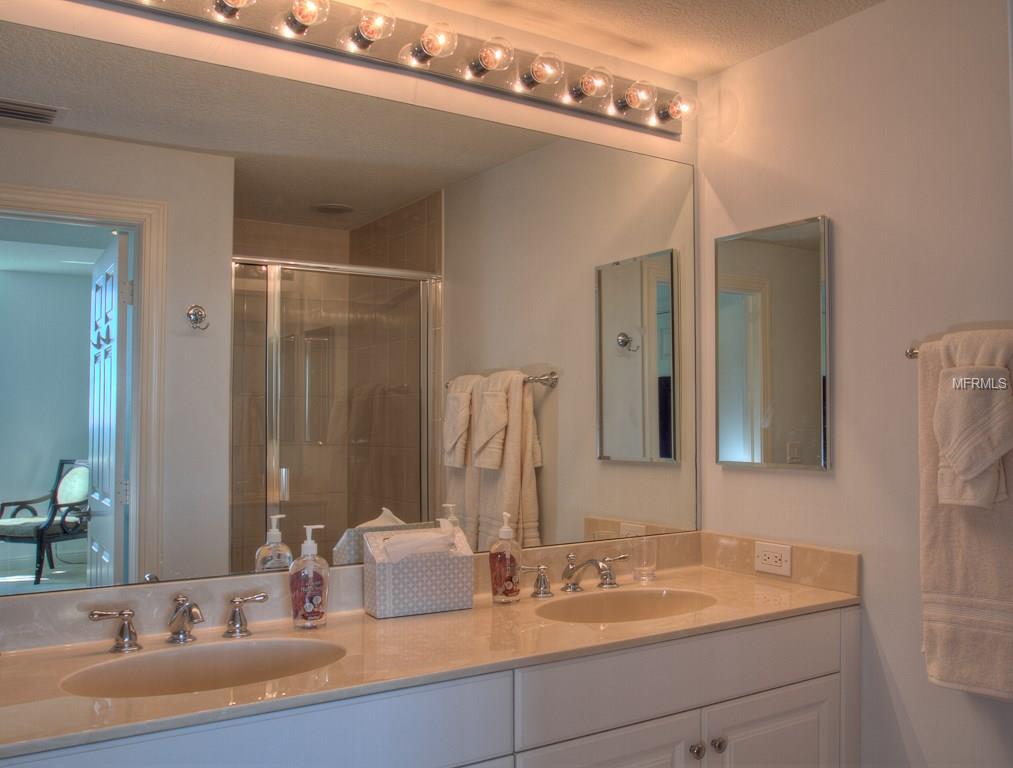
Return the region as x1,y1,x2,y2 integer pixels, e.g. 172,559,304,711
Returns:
0,565,859,759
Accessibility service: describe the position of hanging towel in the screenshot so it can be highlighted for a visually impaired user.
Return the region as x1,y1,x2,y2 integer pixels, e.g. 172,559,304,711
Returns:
471,377,510,470
444,376,485,549
476,371,543,548
934,330,1013,507
443,375,482,468
918,336,1013,700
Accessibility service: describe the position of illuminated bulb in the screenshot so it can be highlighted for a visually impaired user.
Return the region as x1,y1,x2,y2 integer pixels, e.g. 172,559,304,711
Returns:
209,0,255,20
616,80,658,112
340,3,395,50
521,52,564,89
657,93,698,121
277,0,330,36
398,22,458,67
469,37,514,77
570,66,613,101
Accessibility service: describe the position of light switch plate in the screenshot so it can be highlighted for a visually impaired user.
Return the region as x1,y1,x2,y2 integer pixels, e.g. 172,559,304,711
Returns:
619,522,647,537
755,541,792,576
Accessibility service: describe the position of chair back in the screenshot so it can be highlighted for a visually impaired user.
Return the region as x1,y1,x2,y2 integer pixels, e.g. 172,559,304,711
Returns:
54,460,90,507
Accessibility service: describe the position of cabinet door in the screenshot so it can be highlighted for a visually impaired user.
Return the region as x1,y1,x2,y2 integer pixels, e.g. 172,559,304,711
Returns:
702,674,840,768
516,710,701,768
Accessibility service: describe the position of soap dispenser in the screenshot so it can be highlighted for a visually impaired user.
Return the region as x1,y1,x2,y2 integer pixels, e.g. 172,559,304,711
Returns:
488,512,521,603
255,514,293,572
289,524,329,629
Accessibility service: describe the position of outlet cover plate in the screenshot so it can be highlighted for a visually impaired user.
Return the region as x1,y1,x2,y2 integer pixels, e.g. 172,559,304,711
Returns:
755,541,792,576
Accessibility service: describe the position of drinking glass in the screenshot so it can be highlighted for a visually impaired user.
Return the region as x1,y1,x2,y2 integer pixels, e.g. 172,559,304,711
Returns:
631,536,657,582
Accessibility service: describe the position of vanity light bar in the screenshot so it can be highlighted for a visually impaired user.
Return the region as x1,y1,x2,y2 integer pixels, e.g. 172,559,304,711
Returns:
100,0,690,139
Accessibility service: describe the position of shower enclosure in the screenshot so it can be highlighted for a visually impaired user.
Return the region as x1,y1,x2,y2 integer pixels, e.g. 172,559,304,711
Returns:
230,258,439,573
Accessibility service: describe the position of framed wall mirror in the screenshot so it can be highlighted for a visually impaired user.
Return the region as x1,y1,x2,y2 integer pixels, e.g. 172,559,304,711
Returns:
715,217,829,470
596,250,679,463
0,20,697,596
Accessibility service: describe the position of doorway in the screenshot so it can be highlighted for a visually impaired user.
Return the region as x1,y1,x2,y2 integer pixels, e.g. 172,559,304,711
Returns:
0,215,136,593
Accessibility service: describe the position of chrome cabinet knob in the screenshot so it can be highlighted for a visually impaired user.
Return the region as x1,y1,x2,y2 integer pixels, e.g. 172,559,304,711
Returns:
711,736,728,753
689,742,707,760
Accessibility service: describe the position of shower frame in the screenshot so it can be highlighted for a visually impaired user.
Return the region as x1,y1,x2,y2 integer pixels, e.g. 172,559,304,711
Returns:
231,255,441,533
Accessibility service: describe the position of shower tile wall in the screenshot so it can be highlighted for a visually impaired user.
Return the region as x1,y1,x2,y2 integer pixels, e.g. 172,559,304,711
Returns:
234,218,350,264
346,192,442,526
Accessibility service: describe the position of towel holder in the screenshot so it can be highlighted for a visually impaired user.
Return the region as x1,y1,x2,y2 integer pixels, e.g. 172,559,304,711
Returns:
906,347,920,359
445,371,560,388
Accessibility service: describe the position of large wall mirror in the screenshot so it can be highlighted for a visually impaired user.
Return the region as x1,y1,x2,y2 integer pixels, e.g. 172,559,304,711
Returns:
0,21,696,596
715,217,829,470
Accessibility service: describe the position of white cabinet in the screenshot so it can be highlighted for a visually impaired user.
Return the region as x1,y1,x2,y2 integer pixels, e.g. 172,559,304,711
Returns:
516,676,841,768
516,711,701,768
702,675,840,767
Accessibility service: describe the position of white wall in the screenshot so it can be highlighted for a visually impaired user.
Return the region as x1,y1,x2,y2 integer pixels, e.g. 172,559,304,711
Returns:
697,0,1013,764
444,141,696,544
0,271,90,498
0,126,235,581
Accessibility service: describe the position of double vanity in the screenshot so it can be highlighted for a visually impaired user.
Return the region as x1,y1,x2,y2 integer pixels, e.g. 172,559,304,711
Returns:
0,533,860,767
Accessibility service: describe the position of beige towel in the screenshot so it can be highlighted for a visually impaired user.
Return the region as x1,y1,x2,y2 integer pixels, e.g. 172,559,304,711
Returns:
476,371,543,548
472,378,510,470
918,338,1013,700
443,375,482,468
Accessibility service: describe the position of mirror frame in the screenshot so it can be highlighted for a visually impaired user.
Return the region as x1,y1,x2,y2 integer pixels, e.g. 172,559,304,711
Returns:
595,248,680,464
714,216,830,471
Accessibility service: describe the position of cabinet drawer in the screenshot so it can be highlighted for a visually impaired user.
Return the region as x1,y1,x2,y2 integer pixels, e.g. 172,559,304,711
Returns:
515,611,840,750
517,710,701,768
3,672,513,768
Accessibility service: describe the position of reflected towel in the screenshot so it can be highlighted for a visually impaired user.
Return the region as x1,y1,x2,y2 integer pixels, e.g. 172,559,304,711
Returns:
443,375,482,468
472,382,509,470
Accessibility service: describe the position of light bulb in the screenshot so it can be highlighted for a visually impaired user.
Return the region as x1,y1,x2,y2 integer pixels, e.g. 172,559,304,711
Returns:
398,22,458,68
209,0,255,19
278,0,330,36
617,80,657,112
469,37,514,77
571,67,613,101
340,3,395,50
658,93,698,121
521,52,564,89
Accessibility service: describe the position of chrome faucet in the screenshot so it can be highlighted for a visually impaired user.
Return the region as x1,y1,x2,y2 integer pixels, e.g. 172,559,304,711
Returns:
223,592,269,638
166,594,205,644
89,607,142,654
561,552,629,592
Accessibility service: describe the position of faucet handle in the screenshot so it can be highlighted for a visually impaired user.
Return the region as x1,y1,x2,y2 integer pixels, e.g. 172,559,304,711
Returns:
520,564,553,599
224,592,269,638
89,608,142,654
603,553,629,564
599,553,629,589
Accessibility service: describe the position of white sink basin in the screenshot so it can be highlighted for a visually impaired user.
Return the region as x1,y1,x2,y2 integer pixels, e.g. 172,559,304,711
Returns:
62,638,346,698
535,588,717,624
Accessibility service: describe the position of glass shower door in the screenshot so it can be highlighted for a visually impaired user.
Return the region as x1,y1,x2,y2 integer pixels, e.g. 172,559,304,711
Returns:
231,261,429,573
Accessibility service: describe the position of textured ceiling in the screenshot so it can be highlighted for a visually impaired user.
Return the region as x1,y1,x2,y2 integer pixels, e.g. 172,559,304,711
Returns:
427,0,884,78
0,23,556,229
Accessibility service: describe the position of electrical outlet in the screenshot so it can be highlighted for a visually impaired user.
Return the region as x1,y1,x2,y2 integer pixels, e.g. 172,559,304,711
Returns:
754,541,792,576
619,522,647,537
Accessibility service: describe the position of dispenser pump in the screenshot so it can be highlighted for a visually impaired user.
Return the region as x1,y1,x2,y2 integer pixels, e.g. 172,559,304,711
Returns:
301,525,325,557
498,512,514,540
266,514,285,544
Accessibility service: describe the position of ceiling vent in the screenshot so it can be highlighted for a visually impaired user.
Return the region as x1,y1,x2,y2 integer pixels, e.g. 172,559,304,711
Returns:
0,98,63,125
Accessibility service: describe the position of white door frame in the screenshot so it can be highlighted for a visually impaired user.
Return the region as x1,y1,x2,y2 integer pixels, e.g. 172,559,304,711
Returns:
0,183,166,580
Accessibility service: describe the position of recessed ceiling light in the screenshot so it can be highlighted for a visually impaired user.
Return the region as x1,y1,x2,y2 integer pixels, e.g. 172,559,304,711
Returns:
315,203,355,215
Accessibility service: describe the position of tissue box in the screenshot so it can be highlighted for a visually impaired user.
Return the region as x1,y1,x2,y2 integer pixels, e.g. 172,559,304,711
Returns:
363,529,474,619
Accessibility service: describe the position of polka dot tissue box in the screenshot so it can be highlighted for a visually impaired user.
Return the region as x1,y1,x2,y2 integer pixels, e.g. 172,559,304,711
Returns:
363,528,474,619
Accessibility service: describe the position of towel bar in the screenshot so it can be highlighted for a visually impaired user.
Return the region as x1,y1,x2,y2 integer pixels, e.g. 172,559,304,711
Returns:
445,371,560,388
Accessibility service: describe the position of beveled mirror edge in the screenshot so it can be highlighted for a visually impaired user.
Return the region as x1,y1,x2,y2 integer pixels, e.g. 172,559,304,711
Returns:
714,215,830,471
594,249,681,465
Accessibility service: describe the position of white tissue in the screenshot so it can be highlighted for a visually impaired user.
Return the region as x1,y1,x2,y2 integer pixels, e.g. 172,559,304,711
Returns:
382,520,455,563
